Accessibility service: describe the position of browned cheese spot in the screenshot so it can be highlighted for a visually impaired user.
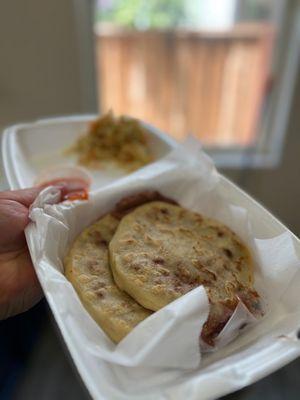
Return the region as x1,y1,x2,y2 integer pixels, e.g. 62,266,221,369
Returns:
223,248,233,259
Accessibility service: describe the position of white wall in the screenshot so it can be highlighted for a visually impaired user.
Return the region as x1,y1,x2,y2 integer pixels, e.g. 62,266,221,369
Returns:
0,0,93,128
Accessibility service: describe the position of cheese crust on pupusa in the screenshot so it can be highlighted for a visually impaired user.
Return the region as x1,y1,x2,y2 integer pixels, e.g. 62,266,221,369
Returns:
65,214,152,343
65,192,260,346
109,201,260,345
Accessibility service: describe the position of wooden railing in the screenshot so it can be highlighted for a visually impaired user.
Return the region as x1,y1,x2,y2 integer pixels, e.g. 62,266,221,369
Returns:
95,24,274,146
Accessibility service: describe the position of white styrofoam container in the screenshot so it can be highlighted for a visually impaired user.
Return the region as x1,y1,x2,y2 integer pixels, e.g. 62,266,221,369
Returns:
1,115,178,191
26,170,300,400
2,115,300,399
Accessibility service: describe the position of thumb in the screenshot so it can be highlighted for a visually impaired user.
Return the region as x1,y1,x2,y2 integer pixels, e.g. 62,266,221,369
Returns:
0,187,41,208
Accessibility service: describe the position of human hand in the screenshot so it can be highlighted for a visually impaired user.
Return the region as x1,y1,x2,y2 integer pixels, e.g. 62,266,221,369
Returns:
0,181,87,319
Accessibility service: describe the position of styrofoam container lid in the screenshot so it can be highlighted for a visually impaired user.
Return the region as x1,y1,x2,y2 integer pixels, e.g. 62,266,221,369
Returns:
1,114,179,191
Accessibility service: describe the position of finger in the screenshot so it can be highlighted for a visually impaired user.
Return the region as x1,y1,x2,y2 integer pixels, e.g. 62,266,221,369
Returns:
0,178,89,209
0,199,29,252
0,187,41,208
0,248,43,319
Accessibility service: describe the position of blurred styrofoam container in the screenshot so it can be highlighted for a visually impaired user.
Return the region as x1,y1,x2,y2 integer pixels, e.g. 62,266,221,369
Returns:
1,114,178,191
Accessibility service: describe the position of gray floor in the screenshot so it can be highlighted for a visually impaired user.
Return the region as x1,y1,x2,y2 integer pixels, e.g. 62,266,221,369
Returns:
13,321,90,400
12,319,300,400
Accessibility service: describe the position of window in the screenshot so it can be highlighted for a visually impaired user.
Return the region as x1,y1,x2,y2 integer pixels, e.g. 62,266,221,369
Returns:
91,0,300,167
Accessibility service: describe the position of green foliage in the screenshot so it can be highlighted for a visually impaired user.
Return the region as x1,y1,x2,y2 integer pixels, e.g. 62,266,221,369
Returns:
95,0,273,29
96,0,187,29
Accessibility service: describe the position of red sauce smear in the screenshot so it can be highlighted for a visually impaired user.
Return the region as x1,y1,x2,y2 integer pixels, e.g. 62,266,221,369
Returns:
38,178,90,202
63,188,89,201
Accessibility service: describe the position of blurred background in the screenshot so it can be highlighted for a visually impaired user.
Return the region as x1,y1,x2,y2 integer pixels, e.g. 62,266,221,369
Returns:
0,0,300,399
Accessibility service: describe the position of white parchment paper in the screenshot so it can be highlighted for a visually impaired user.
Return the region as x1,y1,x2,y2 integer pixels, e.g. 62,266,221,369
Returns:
25,140,300,399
